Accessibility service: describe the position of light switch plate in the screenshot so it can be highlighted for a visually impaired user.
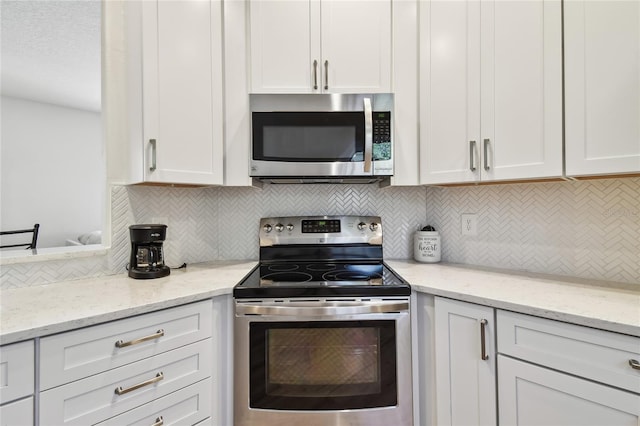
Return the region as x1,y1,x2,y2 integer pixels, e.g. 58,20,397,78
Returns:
461,213,477,236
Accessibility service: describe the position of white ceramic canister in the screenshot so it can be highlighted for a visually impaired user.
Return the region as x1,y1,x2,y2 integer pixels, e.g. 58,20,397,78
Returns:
414,226,441,263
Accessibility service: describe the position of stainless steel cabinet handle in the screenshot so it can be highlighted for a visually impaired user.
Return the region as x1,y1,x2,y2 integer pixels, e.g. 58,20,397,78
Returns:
151,416,164,426
630,359,640,370
363,97,373,173
470,140,477,171
324,60,329,90
149,139,157,172
480,319,489,360
313,60,318,90
115,372,164,396
115,329,165,348
483,138,491,171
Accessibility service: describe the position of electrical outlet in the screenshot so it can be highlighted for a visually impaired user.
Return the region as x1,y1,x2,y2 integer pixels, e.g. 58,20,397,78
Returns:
461,213,477,236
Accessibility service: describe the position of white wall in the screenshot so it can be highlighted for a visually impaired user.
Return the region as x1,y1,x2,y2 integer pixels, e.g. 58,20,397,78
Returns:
0,96,104,248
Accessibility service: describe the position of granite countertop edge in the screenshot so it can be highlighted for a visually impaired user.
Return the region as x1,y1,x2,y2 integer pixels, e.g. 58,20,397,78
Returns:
1,260,638,345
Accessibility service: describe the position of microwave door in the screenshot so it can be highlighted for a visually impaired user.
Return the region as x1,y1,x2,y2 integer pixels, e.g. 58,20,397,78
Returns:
251,111,372,177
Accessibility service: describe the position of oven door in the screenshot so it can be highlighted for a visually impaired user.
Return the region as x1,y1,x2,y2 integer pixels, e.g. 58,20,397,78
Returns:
234,300,413,426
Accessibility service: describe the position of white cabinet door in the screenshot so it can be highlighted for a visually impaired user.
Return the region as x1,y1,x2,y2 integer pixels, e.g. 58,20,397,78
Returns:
480,0,563,181
419,0,481,184
434,297,497,426
0,341,34,405
420,0,562,184
565,0,640,177
249,0,391,94
128,0,223,185
499,355,640,426
320,0,391,93
0,397,33,426
249,0,318,93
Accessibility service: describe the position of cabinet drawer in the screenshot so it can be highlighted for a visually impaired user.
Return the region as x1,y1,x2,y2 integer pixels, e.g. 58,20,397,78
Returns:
40,339,212,426
497,310,640,393
0,340,34,404
96,378,211,426
0,396,34,426
40,300,212,390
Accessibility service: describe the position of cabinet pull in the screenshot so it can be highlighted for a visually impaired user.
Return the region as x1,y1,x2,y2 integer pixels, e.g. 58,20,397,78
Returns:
324,60,329,90
313,60,318,90
115,372,164,396
150,139,157,172
630,359,640,370
115,329,165,348
469,140,477,171
483,138,491,171
151,416,164,426
480,319,489,360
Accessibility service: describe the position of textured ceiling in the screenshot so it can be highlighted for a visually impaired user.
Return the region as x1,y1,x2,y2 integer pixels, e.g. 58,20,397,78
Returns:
1,0,101,112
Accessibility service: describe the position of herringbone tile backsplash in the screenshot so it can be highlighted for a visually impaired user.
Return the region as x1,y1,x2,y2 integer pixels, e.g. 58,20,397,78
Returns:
426,178,640,284
2,178,639,289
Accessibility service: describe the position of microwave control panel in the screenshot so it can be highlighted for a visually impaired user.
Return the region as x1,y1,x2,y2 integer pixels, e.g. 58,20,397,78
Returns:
372,112,391,161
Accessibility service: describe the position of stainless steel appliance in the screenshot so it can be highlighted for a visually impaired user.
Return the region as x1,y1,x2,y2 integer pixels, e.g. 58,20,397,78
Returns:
128,224,170,279
250,94,394,183
234,215,412,426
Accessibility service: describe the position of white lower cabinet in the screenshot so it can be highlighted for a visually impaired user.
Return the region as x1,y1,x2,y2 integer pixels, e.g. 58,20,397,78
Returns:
0,340,34,426
38,300,214,426
0,397,33,426
498,355,640,425
95,378,211,426
434,297,497,425
497,310,640,425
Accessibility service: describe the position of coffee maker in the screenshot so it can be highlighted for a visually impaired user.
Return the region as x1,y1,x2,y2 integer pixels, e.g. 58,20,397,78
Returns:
128,224,170,279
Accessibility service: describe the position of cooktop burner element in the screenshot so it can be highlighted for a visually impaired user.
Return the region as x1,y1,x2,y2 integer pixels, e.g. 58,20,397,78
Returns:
233,215,410,298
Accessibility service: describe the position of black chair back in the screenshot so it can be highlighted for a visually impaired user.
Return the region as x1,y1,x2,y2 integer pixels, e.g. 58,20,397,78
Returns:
0,223,40,249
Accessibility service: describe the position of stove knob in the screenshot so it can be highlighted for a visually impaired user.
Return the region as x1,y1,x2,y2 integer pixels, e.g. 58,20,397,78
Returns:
275,223,284,232
369,222,379,231
263,224,273,233
357,222,367,230
286,224,294,231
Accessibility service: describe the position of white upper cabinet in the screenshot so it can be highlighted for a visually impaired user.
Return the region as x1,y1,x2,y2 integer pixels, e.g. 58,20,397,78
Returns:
125,0,224,186
249,0,391,94
564,0,640,177
420,0,563,184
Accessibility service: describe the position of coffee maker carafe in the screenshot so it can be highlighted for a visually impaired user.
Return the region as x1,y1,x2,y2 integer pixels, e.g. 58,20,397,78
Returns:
128,224,170,279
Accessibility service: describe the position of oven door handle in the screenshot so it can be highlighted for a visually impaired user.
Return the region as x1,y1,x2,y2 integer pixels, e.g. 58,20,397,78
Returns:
236,301,409,317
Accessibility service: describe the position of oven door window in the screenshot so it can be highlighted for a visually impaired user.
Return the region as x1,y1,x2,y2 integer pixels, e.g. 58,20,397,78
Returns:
249,320,397,410
252,112,365,162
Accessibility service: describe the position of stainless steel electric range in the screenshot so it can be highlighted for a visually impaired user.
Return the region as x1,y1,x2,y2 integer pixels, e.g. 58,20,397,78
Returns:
234,215,413,426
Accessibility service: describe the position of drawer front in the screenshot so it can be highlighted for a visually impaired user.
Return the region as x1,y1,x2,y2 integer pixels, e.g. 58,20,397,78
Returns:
497,310,640,393
0,340,34,404
40,300,212,390
96,378,211,426
40,339,212,426
0,397,34,426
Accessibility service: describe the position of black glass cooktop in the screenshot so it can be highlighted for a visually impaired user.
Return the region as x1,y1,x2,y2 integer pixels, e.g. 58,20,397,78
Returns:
233,262,410,298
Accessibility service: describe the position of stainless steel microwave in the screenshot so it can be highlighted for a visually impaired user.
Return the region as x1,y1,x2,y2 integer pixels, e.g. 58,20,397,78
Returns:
250,94,394,183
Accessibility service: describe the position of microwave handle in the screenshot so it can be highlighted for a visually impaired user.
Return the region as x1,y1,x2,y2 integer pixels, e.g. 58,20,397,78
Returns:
363,97,373,173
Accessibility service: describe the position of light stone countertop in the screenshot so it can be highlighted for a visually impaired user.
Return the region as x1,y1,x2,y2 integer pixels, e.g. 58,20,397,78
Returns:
0,260,257,345
387,260,640,337
1,260,638,345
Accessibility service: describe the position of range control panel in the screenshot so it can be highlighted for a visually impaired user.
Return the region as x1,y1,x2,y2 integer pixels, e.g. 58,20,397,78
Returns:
259,215,382,247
